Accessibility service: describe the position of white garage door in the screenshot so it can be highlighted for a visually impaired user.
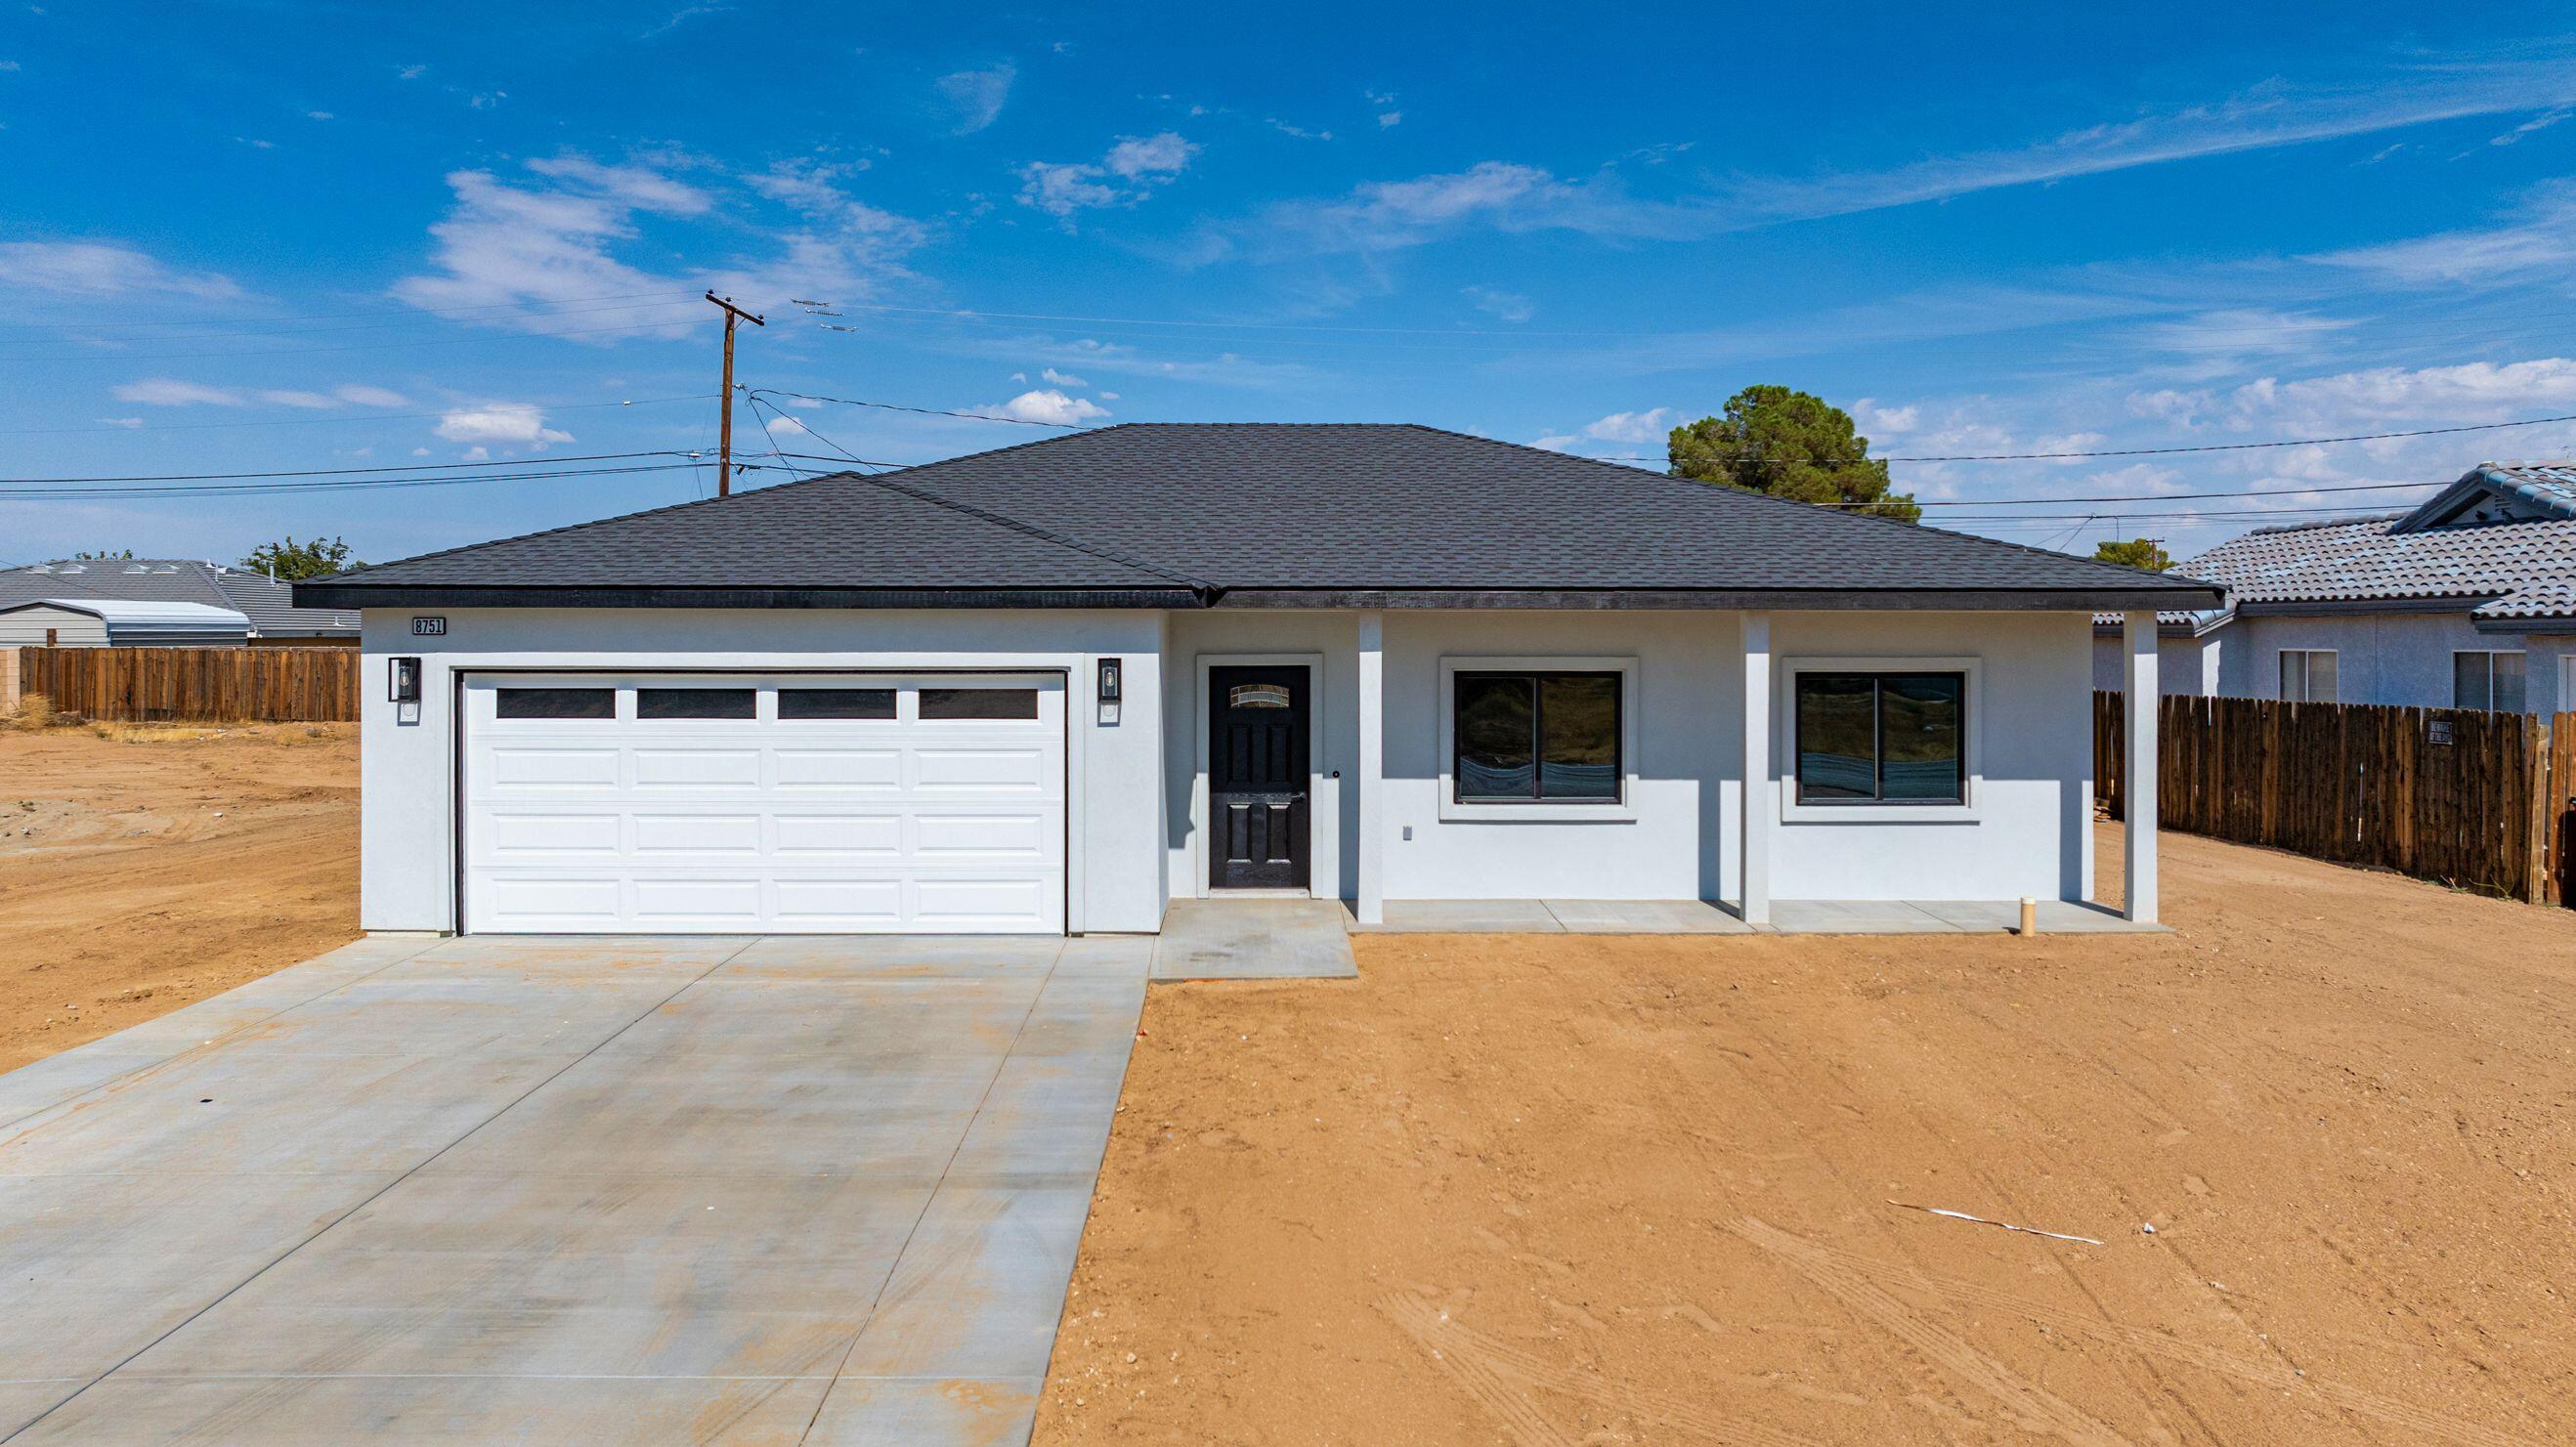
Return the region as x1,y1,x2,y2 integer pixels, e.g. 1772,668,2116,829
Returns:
461,672,1066,934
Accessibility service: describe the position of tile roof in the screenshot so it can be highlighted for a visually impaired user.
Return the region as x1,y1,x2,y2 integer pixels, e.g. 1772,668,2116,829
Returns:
0,560,355,636
310,424,2218,609
2175,510,2576,619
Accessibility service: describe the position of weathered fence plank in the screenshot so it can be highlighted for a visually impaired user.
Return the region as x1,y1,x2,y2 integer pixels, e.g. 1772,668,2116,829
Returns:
14,646,359,722
2095,691,2562,906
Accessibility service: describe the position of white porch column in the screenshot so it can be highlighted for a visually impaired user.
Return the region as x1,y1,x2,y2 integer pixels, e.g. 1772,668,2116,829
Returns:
2123,611,2160,923
1739,611,1772,925
1355,611,1387,925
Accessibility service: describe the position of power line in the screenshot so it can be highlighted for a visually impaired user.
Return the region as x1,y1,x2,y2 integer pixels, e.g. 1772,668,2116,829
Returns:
0,288,705,334
0,394,709,437
0,450,702,485
748,387,1086,429
0,298,708,348
1598,410,2576,468
0,459,742,501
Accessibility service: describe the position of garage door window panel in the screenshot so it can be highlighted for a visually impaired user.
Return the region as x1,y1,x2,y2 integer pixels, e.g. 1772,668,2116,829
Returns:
636,687,755,720
495,687,615,720
779,688,896,721
921,687,1039,720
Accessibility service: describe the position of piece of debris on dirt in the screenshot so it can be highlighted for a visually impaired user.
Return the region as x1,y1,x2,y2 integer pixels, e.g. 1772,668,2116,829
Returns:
1886,1200,2103,1245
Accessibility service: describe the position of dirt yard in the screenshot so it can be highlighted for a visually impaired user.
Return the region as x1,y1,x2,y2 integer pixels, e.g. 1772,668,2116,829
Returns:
0,723,359,1072
1038,829,2576,1445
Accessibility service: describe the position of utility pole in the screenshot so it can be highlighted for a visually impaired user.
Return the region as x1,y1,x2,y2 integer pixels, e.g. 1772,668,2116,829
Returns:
705,291,765,497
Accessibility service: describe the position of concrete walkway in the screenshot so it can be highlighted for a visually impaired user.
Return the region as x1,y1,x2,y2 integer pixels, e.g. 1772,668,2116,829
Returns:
1345,898,2156,935
0,933,1148,1445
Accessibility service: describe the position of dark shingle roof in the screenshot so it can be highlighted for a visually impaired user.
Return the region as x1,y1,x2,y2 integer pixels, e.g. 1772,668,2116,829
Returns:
0,559,355,636
306,424,2221,609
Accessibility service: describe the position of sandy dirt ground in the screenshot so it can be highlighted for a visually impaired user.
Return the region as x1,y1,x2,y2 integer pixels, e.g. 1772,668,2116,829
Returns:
1038,828,2576,1445
0,724,359,1072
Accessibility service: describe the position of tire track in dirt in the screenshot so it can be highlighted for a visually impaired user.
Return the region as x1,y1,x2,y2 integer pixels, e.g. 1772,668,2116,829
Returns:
1725,1218,2547,1447
1721,1217,2131,1444
1377,1292,1823,1447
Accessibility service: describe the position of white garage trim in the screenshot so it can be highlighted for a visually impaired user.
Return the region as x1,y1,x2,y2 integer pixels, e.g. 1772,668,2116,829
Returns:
457,669,1068,934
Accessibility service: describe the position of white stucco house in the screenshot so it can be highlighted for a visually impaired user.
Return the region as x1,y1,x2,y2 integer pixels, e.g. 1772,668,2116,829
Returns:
300,424,2215,937
2091,462,2576,714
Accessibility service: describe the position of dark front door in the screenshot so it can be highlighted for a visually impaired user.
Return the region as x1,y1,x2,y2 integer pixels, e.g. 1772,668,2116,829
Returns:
1209,665,1310,889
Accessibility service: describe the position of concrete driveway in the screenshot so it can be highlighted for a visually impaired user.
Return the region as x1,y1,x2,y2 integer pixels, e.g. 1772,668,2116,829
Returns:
0,933,1148,1444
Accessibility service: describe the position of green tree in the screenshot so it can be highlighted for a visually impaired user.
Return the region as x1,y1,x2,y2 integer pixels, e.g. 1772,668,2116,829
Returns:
2091,537,2173,572
72,549,135,560
239,535,358,580
1667,385,1920,522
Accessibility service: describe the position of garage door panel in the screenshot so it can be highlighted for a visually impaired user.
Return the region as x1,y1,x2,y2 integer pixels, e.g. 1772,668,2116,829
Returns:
914,876,1055,924
773,814,905,856
464,673,1064,934
631,748,763,789
479,876,623,928
771,878,907,924
486,747,622,789
914,813,1052,856
914,747,1051,790
482,812,623,856
775,748,905,790
632,814,761,854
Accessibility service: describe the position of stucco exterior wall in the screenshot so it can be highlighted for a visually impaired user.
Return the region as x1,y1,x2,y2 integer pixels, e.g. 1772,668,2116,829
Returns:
357,608,1169,935
360,604,2107,932
2101,613,2576,713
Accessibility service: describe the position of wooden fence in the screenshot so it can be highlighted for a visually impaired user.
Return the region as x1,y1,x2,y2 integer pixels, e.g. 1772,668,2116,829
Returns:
15,646,360,723
2095,691,2574,907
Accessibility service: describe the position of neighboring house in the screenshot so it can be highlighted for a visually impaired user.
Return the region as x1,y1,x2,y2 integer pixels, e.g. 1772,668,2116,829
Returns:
0,599,251,648
300,424,2216,938
0,559,358,644
2091,461,2576,714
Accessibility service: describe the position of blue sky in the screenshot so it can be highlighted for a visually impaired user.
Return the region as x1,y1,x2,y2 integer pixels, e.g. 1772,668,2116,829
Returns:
9,1,2576,566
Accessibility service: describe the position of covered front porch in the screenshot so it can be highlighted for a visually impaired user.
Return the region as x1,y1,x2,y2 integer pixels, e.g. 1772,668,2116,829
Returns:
1168,608,2169,931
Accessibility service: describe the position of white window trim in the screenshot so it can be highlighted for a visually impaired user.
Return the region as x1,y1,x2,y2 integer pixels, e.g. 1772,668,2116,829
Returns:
1437,656,1639,823
2452,648,2527,712
1778,656,1985,825
2277,648,2338,703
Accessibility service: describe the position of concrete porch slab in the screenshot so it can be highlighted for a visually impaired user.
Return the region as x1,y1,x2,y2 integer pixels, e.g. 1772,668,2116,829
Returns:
1762,899,2165,935
1348,898,1567,933
1153,898,1357,980
1543,899,1753,934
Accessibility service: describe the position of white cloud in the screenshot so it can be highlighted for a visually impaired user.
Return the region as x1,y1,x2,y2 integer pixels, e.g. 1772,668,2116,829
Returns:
0,240,239,299
95,416,142,429
1017,132,1198,221
1040,366,1087,387
1461,284,1532,322
2491,107,2571,146
1222,161,1704,260
305,109,333,121
1531,434,1578,451
1104,131,1194,178
111,377,415,409
434,404,574,447
526,153,711,215
980,389,1109,425
391,157,924,335
1583,407,1673,444
1853,399,1920,435
936,63,1014,134
1378,111,1401,129
2127,357,2576,438
0,61,20,72
111,378,243,406
2309,183,2576,286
